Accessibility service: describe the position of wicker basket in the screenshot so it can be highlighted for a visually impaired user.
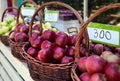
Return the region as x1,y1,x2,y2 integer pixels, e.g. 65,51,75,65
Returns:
8,0,39,62
0,7,18,46
71,3,120,81
21,1,84,81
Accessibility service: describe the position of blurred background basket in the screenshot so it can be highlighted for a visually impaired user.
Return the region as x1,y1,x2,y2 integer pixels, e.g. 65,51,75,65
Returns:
8,0,39,62
0,7,18,46
21,1,84,81
71,3,120,81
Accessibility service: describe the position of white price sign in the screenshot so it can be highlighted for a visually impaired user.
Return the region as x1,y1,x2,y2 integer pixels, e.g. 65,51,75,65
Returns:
87,23,120,47
21,7,35,16
44,10,59,22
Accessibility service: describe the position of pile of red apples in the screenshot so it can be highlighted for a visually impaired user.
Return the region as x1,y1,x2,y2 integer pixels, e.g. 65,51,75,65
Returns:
26,27,78,64
78,42,120,81
9,23,29,42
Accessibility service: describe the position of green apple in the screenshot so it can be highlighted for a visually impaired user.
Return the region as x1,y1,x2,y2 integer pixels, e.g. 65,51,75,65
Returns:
0,27,9,35
10,21,16,27
1,21,7,26
42,23,45,28
11,26,15,30
19,18,23,23
2,32,9,36
44,22,51,28
6,16,14,23
35,21,40,25
52,27,58,32
0,23,2,28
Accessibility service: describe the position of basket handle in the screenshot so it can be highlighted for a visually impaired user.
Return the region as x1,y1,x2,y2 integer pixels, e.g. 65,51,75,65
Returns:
28,1,84,40
16,0,40,25
1,7,18,22
75,3,120,62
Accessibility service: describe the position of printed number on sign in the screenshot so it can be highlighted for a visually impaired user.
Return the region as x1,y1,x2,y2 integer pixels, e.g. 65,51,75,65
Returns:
94,29,111,40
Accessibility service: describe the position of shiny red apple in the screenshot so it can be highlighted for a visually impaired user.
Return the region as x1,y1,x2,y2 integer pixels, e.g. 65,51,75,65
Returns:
104,63,120,81
60,56,74,64
55,31,68,47
14,32,28,42
90,73,107,81
94,44,104,55
78,57,87,72
66,46,75,57
80,72,91,81
86,55,107,74
30,36,44,48
37,48,52,63
42,29,55,41
33,24,41,30
53,46,65,60
67,34,77,46
27,47,38,57
41,40,53,49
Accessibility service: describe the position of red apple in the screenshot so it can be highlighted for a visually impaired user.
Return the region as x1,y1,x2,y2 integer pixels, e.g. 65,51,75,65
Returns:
90,73,107,81
27,47,38,57
89,43,95,53
32,30,40,38
67,34,77,46
19,25,29,34
61,56,74,64
100,51,113,60
37,48,52,63
104,63,120,81
42,29,55,41
78,57,87,72
80,72,91,81
30,36,44,48
116,48,120,54
41,40,53,49
53,46,65,60
106,54,120,64
14,32,28,42
94,44,104,55
79,47,86,56
104,45,112,51
15,23,24,32
55,31,68,47
33,24,41,30
9,31,16,41
67,46,75,57
86,55,107,74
